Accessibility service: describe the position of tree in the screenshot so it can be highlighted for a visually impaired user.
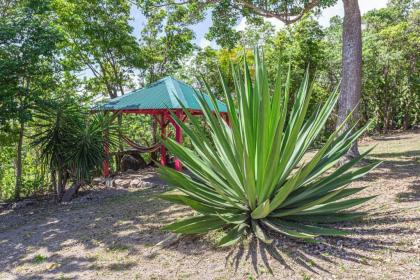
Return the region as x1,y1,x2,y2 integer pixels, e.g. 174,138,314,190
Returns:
52,0,145,170
53,0,144,99
0,0,62,199
337,0,361,158
362,0,419,132
137,0,198,84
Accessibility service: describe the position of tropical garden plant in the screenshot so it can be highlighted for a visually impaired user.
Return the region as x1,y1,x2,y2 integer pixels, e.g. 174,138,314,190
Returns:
158,48,380,246
31,98,117,202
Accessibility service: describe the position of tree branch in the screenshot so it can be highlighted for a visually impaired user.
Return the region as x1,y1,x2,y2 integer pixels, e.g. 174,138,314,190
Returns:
235,0,321,24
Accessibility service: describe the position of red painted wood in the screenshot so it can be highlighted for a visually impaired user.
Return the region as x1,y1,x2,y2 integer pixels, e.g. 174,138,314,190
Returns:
160,112,167,166
174,110,183,171
97,108,215,172
102,130,110,177
223,113,230,126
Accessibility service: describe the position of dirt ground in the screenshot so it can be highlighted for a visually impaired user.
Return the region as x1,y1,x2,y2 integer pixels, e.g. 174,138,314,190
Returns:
0,131,419,280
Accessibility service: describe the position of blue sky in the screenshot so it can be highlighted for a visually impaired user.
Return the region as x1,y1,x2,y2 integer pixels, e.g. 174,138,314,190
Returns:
129,0,389,48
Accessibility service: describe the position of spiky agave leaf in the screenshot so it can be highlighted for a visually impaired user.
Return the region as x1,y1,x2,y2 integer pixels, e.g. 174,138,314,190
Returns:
158,48,379,246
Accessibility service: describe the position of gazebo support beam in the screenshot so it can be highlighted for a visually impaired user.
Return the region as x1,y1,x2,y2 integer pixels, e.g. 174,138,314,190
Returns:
174,110,183,171
102,129,110,177
160,112,167,166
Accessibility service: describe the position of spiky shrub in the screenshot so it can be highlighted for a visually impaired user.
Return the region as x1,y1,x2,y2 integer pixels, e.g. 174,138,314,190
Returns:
158,49,379,246
32,98,117,201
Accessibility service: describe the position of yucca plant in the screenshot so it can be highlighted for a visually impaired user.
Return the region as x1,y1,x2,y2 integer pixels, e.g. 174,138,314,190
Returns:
32,98,118,201
158,48,379,246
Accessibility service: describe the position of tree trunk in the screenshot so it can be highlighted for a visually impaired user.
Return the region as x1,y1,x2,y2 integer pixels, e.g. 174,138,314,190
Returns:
403,110,410,130
337,0,362,159
61,181,84,202
50,171,56,193
14,121,25,200
56,169,65,201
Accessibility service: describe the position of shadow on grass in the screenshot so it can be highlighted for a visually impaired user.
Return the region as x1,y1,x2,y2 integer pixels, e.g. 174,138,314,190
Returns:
395,180,420,202
0,180,189,279
222,212,419,277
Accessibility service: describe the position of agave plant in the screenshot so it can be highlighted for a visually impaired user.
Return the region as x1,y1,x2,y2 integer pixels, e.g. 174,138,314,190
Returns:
158,49,379,246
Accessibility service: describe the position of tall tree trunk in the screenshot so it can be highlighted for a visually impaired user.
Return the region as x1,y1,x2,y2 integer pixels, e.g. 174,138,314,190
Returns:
61,181,84,202
337,0,362,159
14,121,25,200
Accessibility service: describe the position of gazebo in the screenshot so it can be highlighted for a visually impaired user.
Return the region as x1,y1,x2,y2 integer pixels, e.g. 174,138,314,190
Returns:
97,76,228,177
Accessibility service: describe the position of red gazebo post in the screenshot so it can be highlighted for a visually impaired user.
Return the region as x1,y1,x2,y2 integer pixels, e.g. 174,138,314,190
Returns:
160,111,167,166
174,110,183,171
102,129,110,177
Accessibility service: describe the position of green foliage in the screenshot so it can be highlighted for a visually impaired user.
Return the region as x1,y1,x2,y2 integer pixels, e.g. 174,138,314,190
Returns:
0,0,63,199
31,97,118,199
0,0,62,126
362,0,419,132
158,49,379,245
52,0,143,98
137,0,197,83
138,0,338,49
32,254,48,264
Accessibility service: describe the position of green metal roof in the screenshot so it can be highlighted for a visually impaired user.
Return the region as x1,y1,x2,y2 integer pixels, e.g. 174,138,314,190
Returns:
98,76,228,112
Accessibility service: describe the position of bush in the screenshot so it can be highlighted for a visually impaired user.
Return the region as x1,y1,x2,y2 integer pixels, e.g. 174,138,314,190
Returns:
31,97,117,201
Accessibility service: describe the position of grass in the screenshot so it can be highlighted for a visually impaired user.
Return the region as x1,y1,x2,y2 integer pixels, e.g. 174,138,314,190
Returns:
32,254,47,264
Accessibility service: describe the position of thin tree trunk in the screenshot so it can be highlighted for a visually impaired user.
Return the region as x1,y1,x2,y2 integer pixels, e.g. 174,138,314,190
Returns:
50,171,56,193
61,181,84,202
403,110,409,130
14,121,25,200
337,0,362,159
56,169,65,201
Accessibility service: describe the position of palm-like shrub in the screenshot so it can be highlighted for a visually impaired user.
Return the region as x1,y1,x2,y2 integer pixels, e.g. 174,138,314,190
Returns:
159,49,379,245
32,98,117,201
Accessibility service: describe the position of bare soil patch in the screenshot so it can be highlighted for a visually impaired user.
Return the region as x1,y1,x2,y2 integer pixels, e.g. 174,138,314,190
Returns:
1,131,419,280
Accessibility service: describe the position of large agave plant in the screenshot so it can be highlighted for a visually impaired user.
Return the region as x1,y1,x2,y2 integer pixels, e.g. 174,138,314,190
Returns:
158,49,379,246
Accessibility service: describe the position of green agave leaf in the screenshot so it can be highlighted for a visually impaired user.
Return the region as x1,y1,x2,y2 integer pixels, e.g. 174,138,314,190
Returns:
297,196,377,216
262,220,318,241
251,199,271,219
218,223,248,247
251,220,273,244
269,219,350,236
163,215,226,234
158,190,233,214
217,213,249,225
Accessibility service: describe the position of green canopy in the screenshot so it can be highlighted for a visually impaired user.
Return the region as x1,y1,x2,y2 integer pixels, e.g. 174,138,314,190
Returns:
98,76,228,112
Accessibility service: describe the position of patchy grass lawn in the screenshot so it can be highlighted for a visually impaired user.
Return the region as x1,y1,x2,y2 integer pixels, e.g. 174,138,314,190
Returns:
1,131,419,280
